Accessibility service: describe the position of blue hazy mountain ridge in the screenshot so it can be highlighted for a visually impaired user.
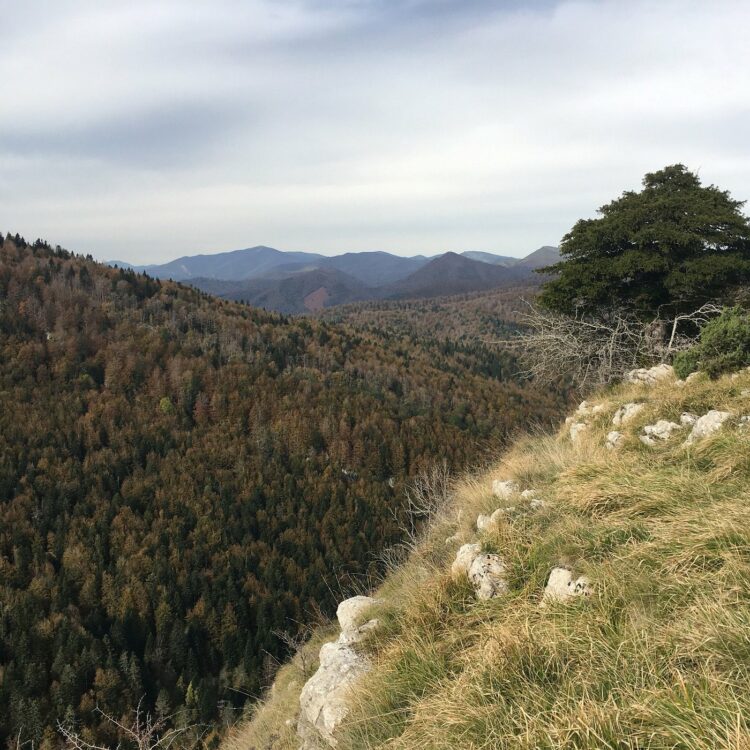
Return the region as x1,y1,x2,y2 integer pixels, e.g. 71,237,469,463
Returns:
184,247,558,313
121,245,325,282
112,245,556,284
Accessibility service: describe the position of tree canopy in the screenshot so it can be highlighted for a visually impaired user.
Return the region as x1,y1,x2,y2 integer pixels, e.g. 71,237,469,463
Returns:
538,165,750,320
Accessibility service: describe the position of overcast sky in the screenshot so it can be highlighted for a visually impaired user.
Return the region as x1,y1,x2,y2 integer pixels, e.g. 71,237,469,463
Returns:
2,0,749,263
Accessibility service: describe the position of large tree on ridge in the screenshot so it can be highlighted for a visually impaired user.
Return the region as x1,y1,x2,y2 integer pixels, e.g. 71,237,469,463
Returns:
538,164,750,320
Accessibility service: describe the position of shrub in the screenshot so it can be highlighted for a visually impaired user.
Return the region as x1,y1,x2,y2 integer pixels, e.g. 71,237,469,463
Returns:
676,307,750,378
673,348,700,379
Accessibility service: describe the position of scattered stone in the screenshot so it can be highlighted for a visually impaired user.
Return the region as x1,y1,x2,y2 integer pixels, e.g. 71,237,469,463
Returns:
542,567,593,604
468,553,509,600
298,595,381,749
612,402,644,426
529,498,547,511
452,544,508,599
491,479,517,499
520,489,537,499
625,363,675,385
606,430,624,450
739,416,750,430
684,410,732,445
451,543,481,577
576,401,605,417
569,422,587,441
476,514,492,532
639,419,683,446
680,412,698,425
337,596,378,634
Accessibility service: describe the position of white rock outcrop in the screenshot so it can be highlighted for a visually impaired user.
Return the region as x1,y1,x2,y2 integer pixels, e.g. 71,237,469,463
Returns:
491,479,517,499
298,596,380,749
680,412,698,426
336,596,378,635
542,567,593,604
625,363,674,385
576,401,606,417
451,543,481,577
452,543,508,599
569,422,587,441
684,410,732,445
612,402,644,426
606,430,624,450
468,553,509,600
639,420,683,446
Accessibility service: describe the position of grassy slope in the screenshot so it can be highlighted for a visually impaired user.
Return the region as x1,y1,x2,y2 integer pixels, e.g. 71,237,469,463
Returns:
226,369,750,750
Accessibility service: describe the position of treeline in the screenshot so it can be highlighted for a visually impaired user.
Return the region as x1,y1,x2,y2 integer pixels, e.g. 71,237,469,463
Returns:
0,236,567,747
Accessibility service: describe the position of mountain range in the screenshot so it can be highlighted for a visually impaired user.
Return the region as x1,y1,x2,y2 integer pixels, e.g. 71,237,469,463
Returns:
112,245,559,313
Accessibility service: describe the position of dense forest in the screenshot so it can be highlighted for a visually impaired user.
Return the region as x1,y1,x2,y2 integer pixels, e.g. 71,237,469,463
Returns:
0,235,567,747
319,285,538,342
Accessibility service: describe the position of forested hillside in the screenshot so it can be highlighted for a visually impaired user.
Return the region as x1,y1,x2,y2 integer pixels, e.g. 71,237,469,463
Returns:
320,285,537,342
0,236,566,746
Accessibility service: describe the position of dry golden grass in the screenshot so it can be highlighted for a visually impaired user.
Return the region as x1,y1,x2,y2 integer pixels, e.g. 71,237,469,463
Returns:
225,368,750,750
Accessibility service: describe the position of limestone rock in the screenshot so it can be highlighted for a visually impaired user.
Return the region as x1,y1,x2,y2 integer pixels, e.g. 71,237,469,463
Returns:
606,430,624,450
298,595,382,748
625,363,674,385
452,544,508,599
680,412,698,426
576,400,605,417
297,640,369,748
337,596,377,634
451,543,481,577
476,514,492,532
569,422,587,441
491,479,517,499
543,567,593,604
639,419,682,446
520,489,537,499
684,410,732,445
612,402,644,426
468,553,509,600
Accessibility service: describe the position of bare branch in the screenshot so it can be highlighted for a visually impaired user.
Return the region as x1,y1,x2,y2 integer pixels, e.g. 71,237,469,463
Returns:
57,699,199,750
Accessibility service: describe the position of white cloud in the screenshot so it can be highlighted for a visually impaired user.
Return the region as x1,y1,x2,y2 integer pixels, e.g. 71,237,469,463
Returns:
1,0,749,262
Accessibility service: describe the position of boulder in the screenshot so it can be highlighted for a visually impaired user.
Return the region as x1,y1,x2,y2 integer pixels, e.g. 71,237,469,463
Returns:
639,420,682,446
542,567,593,604
684,410,732,445
452,544,508,599
606,430,624,450
491,479,517,499
298,640,369,749
576,401,605,417
336,596,377,634
625,363,674,385
476,514,492,532
529,498,547,511
468,553,509,600
612,402,644,426
298,596,383,747
451,543,481,577
680,412,698,426
569,422,587,441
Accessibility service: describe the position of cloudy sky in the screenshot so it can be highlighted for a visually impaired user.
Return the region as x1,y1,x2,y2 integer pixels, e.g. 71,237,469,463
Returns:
2,0,749,263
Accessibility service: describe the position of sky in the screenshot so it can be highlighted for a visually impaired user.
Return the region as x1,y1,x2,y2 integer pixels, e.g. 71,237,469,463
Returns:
2,0,749,264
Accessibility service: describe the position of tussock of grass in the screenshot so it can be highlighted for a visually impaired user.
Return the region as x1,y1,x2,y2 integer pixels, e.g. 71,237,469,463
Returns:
225,369,750,750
